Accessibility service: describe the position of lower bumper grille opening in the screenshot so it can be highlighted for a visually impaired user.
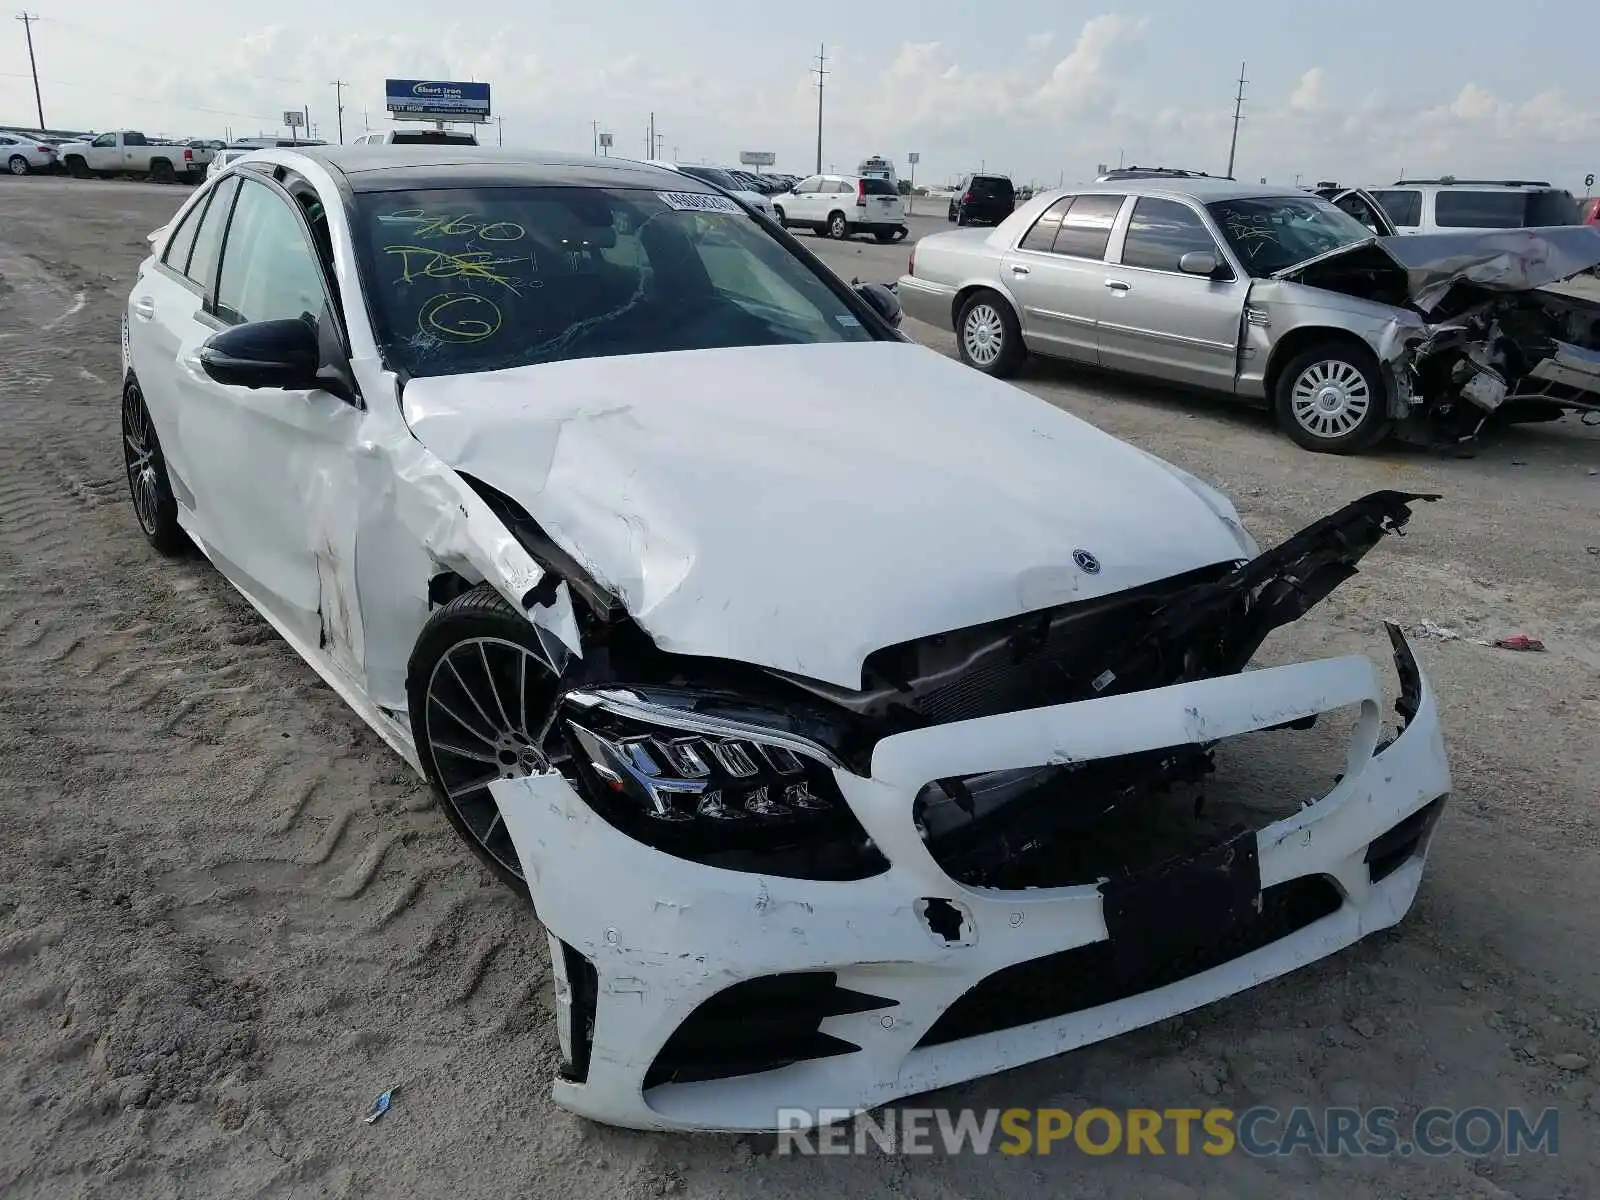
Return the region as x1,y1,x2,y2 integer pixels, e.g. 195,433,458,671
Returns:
644,972,896,1088
916,874,1344,1049
1365,795,1448,883
558,940,599,1084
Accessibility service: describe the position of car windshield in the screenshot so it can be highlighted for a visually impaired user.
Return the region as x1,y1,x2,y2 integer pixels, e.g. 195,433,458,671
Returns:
355,185,879,378
677,165,742,191
1206,195,1375,276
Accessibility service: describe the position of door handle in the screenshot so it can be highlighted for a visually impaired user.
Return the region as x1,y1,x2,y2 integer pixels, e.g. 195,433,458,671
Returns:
133,296,156,320
1104,279,1131,292
1010,265,1030,276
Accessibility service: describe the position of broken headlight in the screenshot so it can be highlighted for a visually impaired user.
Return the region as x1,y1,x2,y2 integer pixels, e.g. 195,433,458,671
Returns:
559,687,888,881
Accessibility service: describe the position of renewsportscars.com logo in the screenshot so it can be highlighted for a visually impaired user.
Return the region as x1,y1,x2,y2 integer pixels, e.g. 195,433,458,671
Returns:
775,1106,1562,1158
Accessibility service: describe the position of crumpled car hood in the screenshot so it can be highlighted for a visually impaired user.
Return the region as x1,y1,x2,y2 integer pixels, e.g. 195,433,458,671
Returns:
1275,225,1600,314
401,342,1254,689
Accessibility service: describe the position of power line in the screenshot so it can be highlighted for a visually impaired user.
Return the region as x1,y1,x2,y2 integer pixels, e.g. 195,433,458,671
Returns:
16,12,44,129
0,69,285,126
812,43,828,175
1225,61,1247,180
36,15,314,88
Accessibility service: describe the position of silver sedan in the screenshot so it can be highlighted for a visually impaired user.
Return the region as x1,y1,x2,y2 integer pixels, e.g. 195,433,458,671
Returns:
898,178,1600,453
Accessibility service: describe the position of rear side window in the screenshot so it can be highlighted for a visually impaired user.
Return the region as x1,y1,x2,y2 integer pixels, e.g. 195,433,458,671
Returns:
1019,198,1071,251
1119,197,1220,271
162,193,211,275
1371,189,1422,227
185,176,241,290
1430,189,1575,229
1052,194,1124,259
860,178,897,196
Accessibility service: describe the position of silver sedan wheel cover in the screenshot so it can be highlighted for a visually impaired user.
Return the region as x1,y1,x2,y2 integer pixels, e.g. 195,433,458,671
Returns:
1290,358,1371,439
963,303,1005,366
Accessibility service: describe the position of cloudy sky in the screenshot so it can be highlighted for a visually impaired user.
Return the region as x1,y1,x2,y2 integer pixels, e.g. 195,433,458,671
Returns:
3,0,1595,191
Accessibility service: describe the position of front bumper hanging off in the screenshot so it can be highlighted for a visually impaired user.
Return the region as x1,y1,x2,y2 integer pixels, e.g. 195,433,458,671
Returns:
493,620,1450,1132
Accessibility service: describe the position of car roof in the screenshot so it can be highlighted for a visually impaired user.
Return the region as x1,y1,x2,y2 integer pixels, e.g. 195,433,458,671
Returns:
1069,177,1307,204
266,146,712,194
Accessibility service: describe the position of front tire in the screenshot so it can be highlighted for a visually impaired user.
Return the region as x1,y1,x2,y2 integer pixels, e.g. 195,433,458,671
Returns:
66,155,89,178
8,155,29,176
407,585,568,894
1273,341,1391,454
121,377,187,556
772,204,786,227
873,230,895,243
956,291,1024,378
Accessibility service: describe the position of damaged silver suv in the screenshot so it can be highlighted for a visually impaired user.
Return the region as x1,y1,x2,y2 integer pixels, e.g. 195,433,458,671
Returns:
900,178,1600,452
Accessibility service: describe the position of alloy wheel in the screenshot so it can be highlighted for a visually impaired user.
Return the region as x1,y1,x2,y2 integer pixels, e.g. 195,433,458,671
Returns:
1289,359,1371,440
121,383,164,536
423,636,562,880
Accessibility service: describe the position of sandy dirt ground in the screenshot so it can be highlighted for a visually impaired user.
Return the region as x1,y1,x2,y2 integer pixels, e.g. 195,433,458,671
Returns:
2,177,1599,1200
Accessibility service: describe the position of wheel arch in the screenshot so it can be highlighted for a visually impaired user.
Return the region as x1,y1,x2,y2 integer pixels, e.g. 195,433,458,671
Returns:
1264,326,1399,416
951,282,1021,333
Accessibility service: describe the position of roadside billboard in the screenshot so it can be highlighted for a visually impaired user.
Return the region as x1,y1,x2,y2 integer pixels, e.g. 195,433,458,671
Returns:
739,151,775,166
385,79,492,122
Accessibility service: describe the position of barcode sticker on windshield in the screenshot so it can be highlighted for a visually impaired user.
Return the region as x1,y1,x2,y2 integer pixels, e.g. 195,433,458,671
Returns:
658,191,743,214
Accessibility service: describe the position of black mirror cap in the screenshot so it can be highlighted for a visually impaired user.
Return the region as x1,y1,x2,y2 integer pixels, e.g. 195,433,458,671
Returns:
855,281,902,329
199,317,320,390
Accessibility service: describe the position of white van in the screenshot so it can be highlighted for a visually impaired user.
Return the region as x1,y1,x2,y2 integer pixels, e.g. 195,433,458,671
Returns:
351,129,479,147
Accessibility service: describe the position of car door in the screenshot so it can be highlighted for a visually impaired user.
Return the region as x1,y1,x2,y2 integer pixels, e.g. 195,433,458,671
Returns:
1330,188,1398,237
1097,195,1248,391
86,132,119,171
784,175,818,222
165,175,368,679
999,193,1125,363
128,175,242,513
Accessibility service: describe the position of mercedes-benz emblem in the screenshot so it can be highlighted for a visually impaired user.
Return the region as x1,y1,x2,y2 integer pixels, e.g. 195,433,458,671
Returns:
1073,548,1101,574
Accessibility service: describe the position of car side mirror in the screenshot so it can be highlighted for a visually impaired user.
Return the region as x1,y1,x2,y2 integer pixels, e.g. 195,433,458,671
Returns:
199,317,321,390
854,281,902,328
1179,251,1220,277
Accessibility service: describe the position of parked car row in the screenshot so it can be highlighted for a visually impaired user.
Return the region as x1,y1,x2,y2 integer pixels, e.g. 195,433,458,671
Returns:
0,130,60,175
900,176,1600,454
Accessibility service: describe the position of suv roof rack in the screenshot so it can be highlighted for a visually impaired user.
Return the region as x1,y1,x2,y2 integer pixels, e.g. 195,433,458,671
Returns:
1392,178,1553,188
1098,166,1231,180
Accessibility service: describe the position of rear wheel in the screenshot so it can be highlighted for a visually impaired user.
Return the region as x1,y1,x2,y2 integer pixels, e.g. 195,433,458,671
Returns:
1273,341,1391,454
121,377,187,556
828,211,849,239
956,291,1024,378
149,158,174,183
7,155,29,176
407,585,570,894
956,209,969,226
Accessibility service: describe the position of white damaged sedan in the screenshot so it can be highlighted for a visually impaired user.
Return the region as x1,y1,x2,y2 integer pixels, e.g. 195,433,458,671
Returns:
121,146,1451,1132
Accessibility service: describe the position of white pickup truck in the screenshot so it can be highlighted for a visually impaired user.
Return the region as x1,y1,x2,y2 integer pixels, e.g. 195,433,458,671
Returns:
58,131,210,183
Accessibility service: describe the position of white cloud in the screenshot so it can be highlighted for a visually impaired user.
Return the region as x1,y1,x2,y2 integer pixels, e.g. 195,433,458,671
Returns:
1026,32,1055,52
1289,68,1326,113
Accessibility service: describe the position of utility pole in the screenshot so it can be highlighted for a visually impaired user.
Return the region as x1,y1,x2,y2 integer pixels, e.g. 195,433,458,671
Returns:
495,116,504,146
1225,62,1247,180
654,132,664,159
303,104,311,142
330,80,347,144
591,120,598,155
812,43,828,175
648,111,655,159
17,12,45,130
